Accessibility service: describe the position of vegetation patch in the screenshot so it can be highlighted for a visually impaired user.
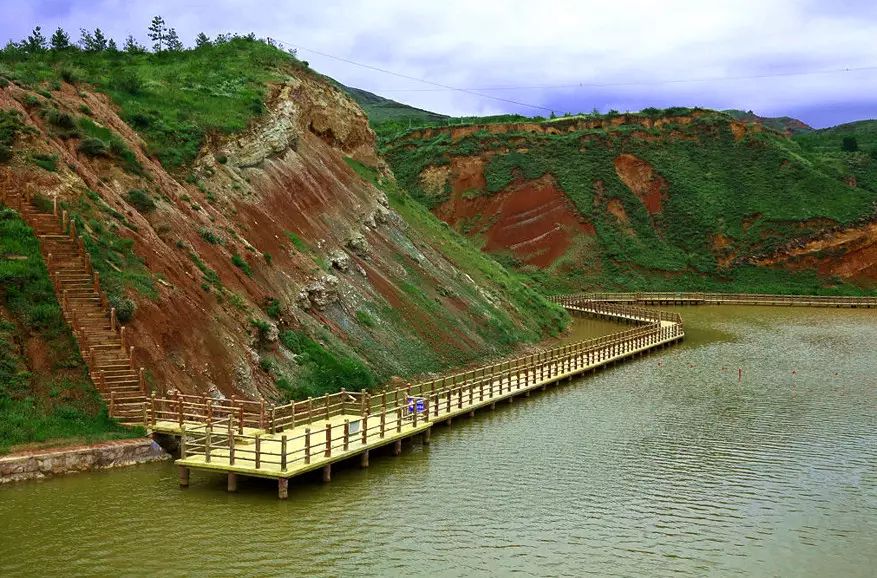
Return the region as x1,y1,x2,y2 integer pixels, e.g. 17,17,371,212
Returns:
279,330,376,399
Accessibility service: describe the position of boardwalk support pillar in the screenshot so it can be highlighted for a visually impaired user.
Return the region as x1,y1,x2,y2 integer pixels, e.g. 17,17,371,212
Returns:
278,478,289,500
393,439,402,456
360,450,370,468
423,427,431,445
322,464,331,483
178,466,189,488
227,472,237,493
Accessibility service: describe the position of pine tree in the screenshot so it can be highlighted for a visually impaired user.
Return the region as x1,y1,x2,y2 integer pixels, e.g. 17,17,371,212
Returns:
24,26,48,53
92,28,109,51
148,16,168,52
194,32,210,48
123,35,146,54
165,28,183,51
107,38,118,52
50,27,71,51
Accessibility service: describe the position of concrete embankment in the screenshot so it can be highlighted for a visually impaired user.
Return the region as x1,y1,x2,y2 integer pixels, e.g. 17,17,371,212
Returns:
0,438,170,484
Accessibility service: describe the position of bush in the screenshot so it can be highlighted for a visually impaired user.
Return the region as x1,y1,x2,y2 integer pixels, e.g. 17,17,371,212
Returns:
231,253,252,277
355,310,375,327
126,189,155,213
198,227,222,245
842,136,859,152
111,71,143,95
30,153,58,172
266,298,280,318
216,155,228,164
109,296,136,323
77,138,107,157
48,110,75,130
59,67,79,84
0,144,11,163
25,95,41,108
0,77,9,89
263,252,272,265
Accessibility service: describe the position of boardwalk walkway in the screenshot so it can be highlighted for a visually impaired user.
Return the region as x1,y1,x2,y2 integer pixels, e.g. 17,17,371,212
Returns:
175,301,684,497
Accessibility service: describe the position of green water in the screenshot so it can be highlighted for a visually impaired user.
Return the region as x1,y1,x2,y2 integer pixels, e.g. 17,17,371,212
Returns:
2,306,876,577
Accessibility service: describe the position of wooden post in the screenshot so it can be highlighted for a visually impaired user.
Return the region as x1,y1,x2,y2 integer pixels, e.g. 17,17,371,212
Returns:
205,429,212,463
424,427,431,445
304,429,311,464
322,464,331,483
361,415,368,444
324,423,332,457
150,392,156,426
238,405,244,434
178,466,190,488
360,449,369,468
255,434,261,469
259,399,265,430
396,407,402,433
343,420,350,451
380,410,386,438
393,439,402,456
110,308,117,331
227,472,237,493
278,478,289,500
93,271,100,294
281,434,288,470
228,415,235,465
53,193,57,217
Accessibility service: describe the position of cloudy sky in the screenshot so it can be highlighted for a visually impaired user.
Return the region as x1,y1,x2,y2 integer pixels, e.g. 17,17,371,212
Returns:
2,0,876,128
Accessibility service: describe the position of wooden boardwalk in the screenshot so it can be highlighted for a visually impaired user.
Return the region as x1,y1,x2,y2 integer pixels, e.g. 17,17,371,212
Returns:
175,301,684,497
553,292,876,308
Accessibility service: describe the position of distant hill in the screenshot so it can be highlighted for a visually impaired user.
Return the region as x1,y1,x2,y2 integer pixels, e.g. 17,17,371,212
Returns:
339,84,448,124
793,119,877,152
723,109,813,135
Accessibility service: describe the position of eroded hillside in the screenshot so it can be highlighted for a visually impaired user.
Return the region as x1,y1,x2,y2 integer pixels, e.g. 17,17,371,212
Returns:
383,111,877,292
0,42,565,411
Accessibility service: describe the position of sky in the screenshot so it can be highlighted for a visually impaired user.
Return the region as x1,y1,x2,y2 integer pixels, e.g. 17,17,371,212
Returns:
2,0,877,128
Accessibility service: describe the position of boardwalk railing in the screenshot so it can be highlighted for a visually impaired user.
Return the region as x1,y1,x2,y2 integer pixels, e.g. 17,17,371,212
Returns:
175,301,684,480
552,292,877,307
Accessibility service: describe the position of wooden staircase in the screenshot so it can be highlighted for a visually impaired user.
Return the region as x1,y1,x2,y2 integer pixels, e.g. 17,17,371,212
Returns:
3,185,149,426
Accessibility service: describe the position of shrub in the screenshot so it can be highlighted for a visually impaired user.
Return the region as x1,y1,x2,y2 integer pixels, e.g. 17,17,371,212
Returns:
216,155,228,164
47,110,75,130
111,71,143,95
109,296,136,323
266,298,280,318
25,94,41,108
263,252,272,265
0,77,9,89
250,318,271,343
59,67,79,84
355,310,375,327
279,330,376,397
231,253,252,277
842,136,859,152
198,227,222,245
0,144,11,163
77,138,107,157
126,189,155,213
30,153,58,172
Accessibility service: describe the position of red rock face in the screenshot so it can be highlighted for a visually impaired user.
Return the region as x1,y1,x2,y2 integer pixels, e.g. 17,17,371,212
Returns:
436,172,594,268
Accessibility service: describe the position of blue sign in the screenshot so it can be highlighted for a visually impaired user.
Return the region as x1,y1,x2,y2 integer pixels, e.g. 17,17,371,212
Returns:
407,397,425,414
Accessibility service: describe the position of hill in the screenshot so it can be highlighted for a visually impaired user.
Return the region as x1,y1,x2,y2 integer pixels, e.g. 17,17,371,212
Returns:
339,84,448,124
723,109,813,135
381,109,877,293
0,36,565,449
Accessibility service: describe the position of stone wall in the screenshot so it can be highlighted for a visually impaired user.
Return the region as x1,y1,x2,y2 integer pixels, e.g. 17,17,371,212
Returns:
0,438,170,484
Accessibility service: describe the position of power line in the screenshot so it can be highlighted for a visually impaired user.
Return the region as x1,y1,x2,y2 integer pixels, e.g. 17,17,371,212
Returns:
274,39,554,112
372,65,877,92
275,39,877,102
